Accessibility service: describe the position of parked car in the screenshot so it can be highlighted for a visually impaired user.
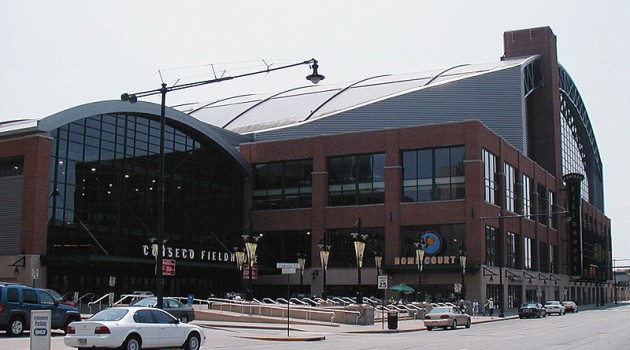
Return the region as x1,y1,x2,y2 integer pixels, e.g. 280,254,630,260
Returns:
544,300,566,315
64,306,205,350
131,297,195,323
518,302,547,319
562,301,579,313
424,306,471,330
44,288,77,308
0,282,81,336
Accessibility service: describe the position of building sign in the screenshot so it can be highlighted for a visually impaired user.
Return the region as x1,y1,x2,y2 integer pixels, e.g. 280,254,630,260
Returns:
394,255,458,266
420,230,443,255
563,173,584,278
141,245,236,264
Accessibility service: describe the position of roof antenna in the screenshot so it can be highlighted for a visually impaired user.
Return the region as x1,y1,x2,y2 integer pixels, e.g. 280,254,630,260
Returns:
262,59,273,72
158,70,165,84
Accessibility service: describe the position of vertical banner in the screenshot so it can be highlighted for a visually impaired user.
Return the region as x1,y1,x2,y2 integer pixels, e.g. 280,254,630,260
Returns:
563,173,584,278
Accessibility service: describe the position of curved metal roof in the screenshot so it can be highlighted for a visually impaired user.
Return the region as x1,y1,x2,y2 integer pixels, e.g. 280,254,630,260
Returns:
187,57,538,135
35,100,253,175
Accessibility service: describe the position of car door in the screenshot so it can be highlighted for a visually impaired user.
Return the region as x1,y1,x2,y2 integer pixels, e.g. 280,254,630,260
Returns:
37,290,64,328
132,310,161,348
21,288,41,328
151,309,187,348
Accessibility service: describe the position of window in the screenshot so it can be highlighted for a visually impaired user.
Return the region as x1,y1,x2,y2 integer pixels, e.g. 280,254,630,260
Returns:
504,163,516,212
485,226,497,266
401,224,466,258
402,146,465,202
326,227,384,268
152,310,176,324
550,244,557,273
0,156,24,177
522,175,532,218
539,242,549,272
483,149,498,205
328,153,385,206
253,159,313,210
23,289,37,304
549,190,557,229
39,291,56,305
507,232,519,268
538,183,548,226
134,310,156,323
524,237,532,270
7,288,19,303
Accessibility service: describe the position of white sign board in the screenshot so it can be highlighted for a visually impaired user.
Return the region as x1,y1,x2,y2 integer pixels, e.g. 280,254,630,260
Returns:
377,275,388,290
30,310,51,350
276,262,300,269
282,268,297,274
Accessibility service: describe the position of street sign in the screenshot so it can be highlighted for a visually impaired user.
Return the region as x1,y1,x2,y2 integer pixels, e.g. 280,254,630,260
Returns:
282,268,296,274
30,310,51,350
276,262,300,269
163,259,176,276
377,275,388,290
109,276,116,287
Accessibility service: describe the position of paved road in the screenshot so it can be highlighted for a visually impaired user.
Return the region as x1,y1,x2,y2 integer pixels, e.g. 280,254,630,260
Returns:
4,303,630,349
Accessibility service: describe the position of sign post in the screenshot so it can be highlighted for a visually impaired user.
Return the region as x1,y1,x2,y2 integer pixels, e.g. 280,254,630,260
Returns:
377,275,388,329
30,310,51,350
277,263,299,337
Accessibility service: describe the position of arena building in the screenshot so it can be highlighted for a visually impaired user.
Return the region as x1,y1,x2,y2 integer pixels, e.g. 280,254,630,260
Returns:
0,26,612,310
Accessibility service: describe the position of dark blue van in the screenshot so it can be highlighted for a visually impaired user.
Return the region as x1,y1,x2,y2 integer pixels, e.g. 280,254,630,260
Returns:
0,282,81,336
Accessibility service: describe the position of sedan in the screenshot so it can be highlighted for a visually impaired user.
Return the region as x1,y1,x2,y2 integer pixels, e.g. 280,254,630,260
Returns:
544,300,565,315
562,301,579,313
518,302,547,318
64,307,205,350
424,306,471,330
133,297,195,323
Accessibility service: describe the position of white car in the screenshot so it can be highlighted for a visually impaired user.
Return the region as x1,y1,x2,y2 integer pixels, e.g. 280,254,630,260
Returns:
544,300,566,315
64,306,206,350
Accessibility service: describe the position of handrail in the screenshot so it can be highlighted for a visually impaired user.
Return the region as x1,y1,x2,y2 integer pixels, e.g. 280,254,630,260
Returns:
87,293,112,313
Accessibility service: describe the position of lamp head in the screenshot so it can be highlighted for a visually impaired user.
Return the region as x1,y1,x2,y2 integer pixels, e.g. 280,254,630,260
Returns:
121,93,138,103
306,60,325,84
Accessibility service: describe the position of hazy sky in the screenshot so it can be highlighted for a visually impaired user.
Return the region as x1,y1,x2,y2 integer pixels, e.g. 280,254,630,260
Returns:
2,1,629,262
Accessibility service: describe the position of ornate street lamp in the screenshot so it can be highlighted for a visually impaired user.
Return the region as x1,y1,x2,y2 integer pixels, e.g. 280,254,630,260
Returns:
374,250,383,277
121,58,324,308
297,253,307,287
458,244,467,300
242,234,260,301
318,240,331,300
234,247,246,271
351,229,368,305
414,238,426,302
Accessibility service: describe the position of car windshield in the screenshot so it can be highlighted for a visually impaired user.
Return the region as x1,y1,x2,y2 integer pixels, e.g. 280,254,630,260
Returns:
429,307,451,314
521,303,538,308
47,289,63,301
133,298,158,307
546,301,560,305
90,309,129,321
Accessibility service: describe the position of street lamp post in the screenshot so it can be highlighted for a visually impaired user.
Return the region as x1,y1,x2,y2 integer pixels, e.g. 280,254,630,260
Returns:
458,245,467,300
414,238,426,302
374,250,383,278
297,253,307,288
318,240,331,300
121,59,324,308
243,234,260,301
351,230,368,305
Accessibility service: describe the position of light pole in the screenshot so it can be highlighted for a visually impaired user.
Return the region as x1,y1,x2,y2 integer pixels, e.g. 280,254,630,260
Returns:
297,253,307,289
414,238,426,302
352,228,368,305
121,59,325,308
318,240,331,300
458,244,467,300
243,234,260,301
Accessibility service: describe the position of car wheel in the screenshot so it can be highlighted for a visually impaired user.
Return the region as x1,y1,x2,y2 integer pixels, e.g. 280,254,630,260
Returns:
121,334,141,350
183,332,201,350
465,318,471,328
451,319,457,330
7,316,25,336
426,326,433,331
519,315,524,319
180,315,190,323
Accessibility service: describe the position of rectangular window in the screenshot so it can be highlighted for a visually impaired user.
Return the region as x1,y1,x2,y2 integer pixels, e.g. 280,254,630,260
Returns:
0,156,24,178
485,226,497,266
482,149,498,205
539,242,549,272
253,159,313,210
538,183,548,226
549,190,557,229
507,232,519,268
522,174,532,219
550,244,557,273
524,237,532,270
504,163,516,212
402,146,465,202
328,153,385,206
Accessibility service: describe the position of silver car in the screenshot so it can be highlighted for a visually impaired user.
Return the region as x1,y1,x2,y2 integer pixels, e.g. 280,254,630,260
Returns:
424,306,471,330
